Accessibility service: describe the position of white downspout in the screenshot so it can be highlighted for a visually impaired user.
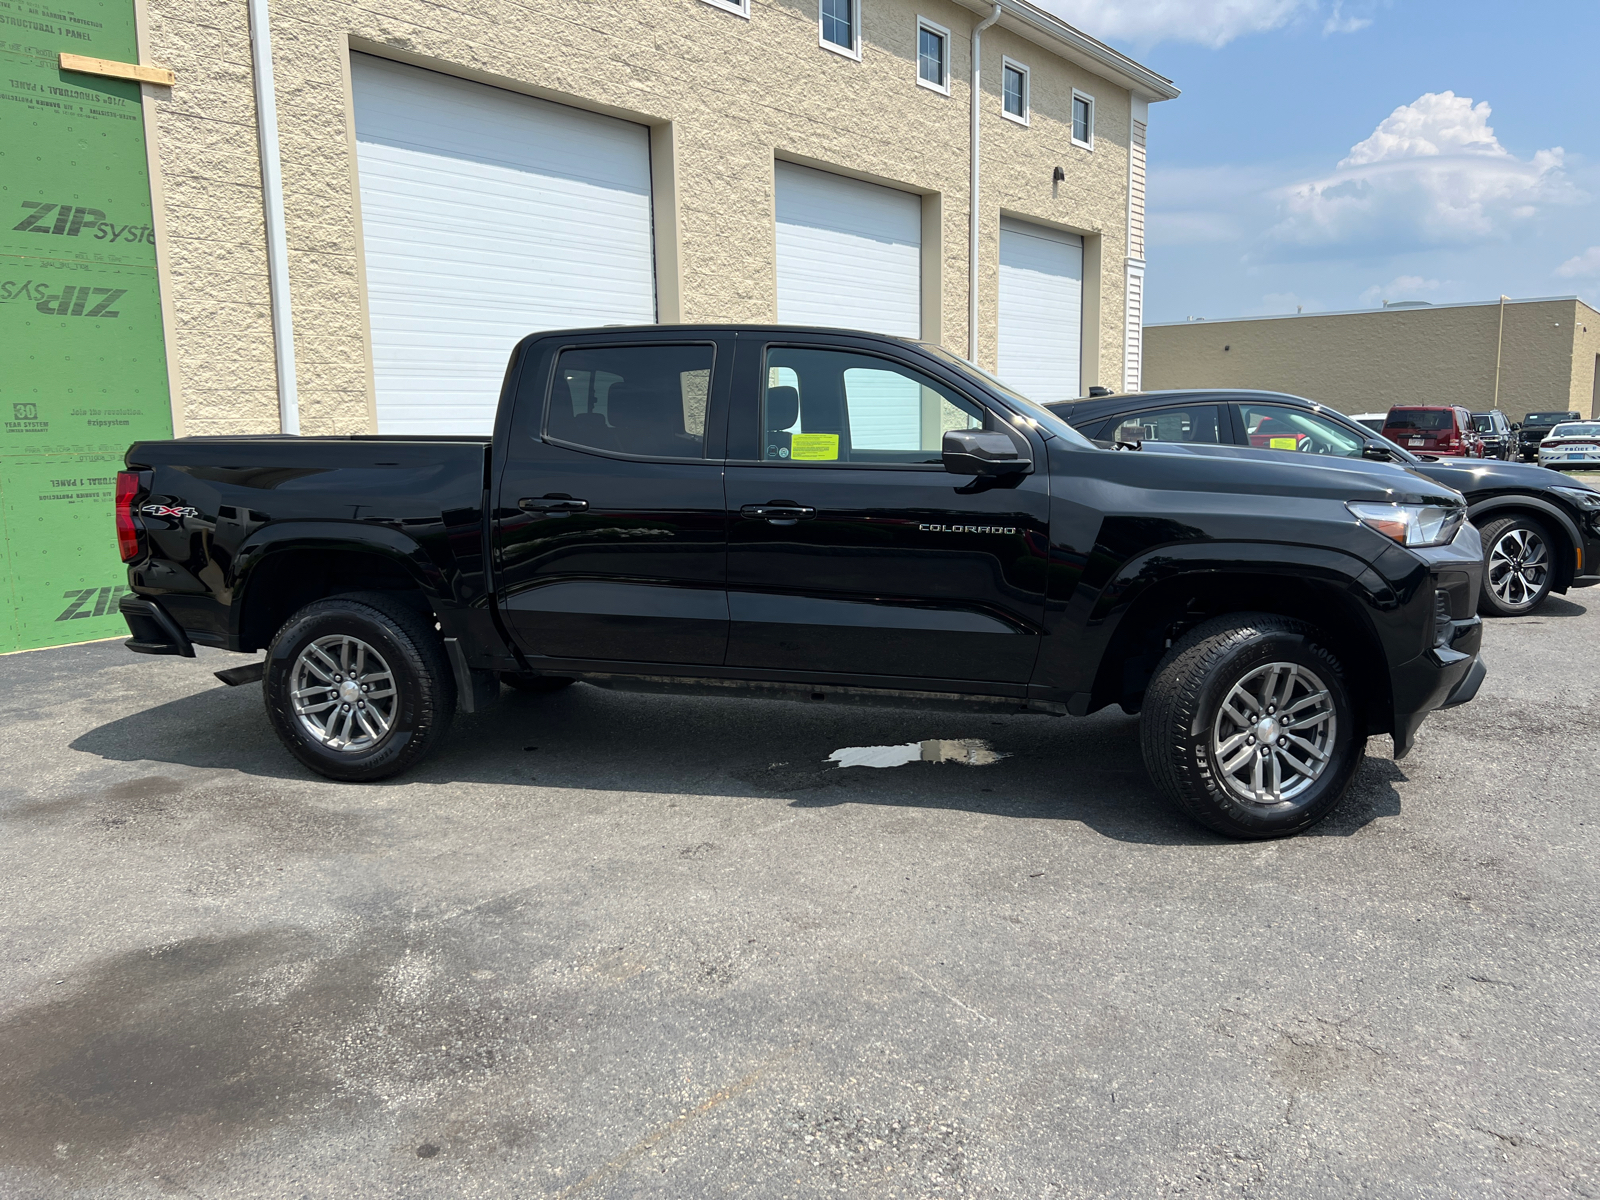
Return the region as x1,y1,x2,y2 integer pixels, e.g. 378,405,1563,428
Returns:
248,0,299,434
969,3,1002,363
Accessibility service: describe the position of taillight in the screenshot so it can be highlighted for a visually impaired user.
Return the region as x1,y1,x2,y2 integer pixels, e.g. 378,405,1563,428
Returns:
115,470,142,562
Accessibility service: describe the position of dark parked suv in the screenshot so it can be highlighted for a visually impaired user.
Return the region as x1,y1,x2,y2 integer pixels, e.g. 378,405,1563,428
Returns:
119,327,1485,839
1471,409,1514,460
1051,389,1600,617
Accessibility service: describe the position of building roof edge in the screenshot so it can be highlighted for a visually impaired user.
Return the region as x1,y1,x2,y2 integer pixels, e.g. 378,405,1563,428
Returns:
952,0,1181,101
1147,295,1587,328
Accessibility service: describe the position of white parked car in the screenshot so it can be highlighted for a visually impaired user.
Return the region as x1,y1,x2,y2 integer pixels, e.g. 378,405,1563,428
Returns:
1538,421,1600,471
1350,412,1389,435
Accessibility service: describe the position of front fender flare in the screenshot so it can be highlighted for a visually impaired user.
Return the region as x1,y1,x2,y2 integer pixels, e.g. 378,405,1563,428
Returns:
1052,540,1401,730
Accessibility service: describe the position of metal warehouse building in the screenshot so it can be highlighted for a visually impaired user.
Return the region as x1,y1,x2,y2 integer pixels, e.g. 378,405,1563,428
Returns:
1144,296,1600,421
139,0,1177,437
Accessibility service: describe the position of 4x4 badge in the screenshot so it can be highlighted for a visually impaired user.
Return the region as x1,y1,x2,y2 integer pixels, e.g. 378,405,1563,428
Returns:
142,504,199,518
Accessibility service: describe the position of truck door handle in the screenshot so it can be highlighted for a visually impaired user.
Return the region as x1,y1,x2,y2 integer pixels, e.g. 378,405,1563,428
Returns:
519,495,588,514
741,501,816,524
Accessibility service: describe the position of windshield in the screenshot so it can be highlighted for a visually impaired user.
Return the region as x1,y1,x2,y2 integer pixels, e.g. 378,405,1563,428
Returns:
1384,409,1453,431
917,343,1097,448
1550,423,1600,438
1471,414,1494,432
1525,413,1575,426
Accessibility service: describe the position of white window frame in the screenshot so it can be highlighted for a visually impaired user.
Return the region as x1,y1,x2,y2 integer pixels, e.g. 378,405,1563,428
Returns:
1000,57,1030,126
699,0,750,15
915,17,951,95
819,0,862,60
1071,88,1095,150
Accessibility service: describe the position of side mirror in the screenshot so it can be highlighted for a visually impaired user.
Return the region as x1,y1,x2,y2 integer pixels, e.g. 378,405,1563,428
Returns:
1362,438,1396,461
942,429,1031,476
1511,422,1521,431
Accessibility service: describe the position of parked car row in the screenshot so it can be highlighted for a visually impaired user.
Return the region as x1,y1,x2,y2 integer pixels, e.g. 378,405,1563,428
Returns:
1052,388,1600,618
1349,406,1596,466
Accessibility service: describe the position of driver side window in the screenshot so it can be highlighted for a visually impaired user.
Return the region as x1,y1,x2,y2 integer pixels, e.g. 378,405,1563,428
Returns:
759,346,998,466
1239,403,1364,458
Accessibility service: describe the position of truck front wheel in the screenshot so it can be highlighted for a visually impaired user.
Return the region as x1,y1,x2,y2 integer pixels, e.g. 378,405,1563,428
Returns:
1140,614,1363,838
265,593,455,782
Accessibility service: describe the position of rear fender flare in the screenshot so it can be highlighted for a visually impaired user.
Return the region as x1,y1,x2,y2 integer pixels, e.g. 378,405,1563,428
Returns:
230,521,450,644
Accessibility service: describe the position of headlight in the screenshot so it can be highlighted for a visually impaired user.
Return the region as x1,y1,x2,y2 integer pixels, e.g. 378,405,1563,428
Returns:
1551,486,1600,512
1346,501,1466,547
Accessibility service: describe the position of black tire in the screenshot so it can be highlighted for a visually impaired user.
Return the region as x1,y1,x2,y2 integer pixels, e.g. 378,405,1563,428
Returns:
499,672,576,694
265,592,455,781
1477,514,1555,617
1140,613,1364,839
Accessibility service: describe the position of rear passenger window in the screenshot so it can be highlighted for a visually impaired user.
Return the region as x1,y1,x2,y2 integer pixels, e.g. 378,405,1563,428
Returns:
547,344,713,458
1102,405,1222,444
760,346,994,465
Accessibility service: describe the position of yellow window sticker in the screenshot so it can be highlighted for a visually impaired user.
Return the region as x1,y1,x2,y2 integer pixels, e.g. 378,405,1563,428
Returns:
1269,436,1300,450
790,433,840,461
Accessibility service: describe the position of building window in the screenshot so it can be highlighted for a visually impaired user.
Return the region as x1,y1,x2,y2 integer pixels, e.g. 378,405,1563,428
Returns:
917,18,950,93
821,0,859,58
699,0,751,15
1001,58,1029,124
1072,90,1094,149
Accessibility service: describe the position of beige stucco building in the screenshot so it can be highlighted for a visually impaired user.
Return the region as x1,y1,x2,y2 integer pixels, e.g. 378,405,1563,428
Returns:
1144,296,1600,421
132,0,1176,437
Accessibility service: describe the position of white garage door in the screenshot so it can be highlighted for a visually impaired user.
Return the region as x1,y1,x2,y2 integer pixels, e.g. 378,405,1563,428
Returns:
775,162,921,339
351,55,656,434
997,217,1083,404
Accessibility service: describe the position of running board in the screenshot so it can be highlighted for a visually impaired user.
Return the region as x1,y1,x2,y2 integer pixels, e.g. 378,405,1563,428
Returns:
214,661,265,686
578,673,1068,716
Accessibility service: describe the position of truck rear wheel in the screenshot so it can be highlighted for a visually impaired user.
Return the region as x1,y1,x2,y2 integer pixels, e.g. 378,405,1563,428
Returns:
1140,614,1363,839
265,593,455,782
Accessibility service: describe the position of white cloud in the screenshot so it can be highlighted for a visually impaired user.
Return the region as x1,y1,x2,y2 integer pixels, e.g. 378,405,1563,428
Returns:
1322,2,1372,34
1555,247,1600,279
1269,93,1580,248
1031,0,1312,48
1357,276,1446,307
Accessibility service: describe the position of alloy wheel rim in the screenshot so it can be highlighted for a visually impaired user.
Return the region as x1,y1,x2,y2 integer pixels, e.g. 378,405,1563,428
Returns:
1487,528,1549,609
290,634,397,753
1210,661,1337,808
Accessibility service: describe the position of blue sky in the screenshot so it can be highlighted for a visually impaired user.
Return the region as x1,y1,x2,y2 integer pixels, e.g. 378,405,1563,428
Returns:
1039,0,1600,324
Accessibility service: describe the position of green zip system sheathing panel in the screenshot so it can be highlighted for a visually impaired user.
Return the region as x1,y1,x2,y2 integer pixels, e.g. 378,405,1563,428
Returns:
1,0,173,652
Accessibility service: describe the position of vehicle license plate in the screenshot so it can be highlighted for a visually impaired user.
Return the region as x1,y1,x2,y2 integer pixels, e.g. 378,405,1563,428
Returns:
1409,438,1424,446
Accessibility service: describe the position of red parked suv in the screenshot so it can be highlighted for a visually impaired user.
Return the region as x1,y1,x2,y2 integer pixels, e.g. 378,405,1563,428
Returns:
1381,406,1484,458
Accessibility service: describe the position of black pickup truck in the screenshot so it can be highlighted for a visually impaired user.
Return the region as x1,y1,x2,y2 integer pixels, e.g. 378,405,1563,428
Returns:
118,325,1485,838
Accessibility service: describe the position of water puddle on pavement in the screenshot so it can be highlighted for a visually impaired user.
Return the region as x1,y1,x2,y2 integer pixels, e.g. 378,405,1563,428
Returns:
827,738,1007,769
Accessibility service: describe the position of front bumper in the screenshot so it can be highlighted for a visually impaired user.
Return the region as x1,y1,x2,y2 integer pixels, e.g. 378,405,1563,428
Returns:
1387,524,1486,757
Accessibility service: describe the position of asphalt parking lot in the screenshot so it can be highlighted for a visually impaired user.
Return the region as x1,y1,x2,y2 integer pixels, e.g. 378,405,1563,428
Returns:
2,597,1597,1199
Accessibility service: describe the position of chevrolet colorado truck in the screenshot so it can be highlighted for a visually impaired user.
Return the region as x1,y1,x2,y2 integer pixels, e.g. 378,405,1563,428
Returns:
117,325,1486,838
